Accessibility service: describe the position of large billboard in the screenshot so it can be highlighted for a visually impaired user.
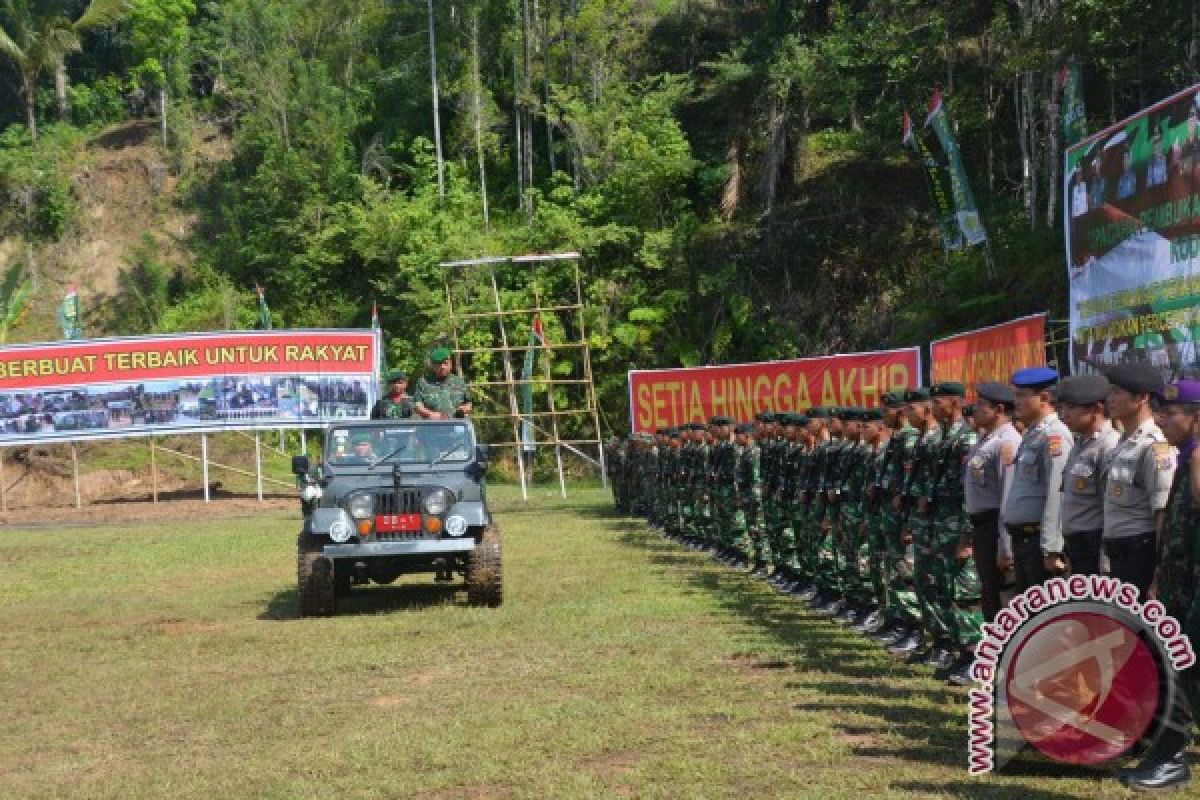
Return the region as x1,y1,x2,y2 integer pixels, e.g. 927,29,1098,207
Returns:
627,348,921,434
1065,83,1200,373
0,329,379,444
930,314,1047,400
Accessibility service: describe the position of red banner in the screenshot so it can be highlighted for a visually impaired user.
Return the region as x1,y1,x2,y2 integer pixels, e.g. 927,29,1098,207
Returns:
628,348,921,434
0,330,375,391
930,314,1047,400
0,330,379,445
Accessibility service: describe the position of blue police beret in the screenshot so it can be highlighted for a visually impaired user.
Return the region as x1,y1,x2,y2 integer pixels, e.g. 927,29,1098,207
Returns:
1011,366,1059,390
1159,379,1200,405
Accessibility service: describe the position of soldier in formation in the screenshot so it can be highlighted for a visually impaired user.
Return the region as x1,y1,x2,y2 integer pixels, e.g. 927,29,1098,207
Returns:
610,361,1195,736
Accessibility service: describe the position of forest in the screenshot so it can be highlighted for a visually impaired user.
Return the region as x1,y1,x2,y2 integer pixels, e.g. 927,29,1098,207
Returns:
2,0,1199,429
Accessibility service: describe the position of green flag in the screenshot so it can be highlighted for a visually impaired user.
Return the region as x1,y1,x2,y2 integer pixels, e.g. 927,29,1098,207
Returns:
57,285,82,339
925,89,987,246
903,109,964,251
255,285,272,330
1060,61,1086,147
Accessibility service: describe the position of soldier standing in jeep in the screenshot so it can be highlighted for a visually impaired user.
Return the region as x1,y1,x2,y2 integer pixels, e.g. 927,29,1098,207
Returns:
413,346,473,420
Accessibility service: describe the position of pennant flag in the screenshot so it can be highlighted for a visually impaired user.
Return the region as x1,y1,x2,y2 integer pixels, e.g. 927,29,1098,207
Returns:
57,285,82,340
902,109,964,252
520,316,546,453
923,88,988,247
1059,61,1086,147
371,298,388,386
256,285,272,330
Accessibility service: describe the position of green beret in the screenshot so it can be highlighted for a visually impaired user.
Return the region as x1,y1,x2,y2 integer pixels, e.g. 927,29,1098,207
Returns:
904,388,931,402
806,407,830,419
755,411,777,423
734,422,756,435
386,368,407,382
428,346,452,362
882,390,908,407
930,382,967,398
709,415,734,426
864,408,884,421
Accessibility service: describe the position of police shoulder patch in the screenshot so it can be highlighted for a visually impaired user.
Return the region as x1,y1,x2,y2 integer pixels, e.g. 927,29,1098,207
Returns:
1046,435,1064,457
1153,441,1174,471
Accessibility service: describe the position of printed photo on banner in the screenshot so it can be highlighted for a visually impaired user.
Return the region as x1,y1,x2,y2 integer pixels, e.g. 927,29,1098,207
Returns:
1065,83,1200,374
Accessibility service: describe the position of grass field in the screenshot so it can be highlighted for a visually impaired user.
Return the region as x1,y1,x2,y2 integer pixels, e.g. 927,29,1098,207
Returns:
0,486,1171,799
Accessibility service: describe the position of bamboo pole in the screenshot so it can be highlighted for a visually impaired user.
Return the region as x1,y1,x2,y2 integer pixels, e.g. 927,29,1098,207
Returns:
535,286,567,499
575,262,607,488
201,434,210,503
71,443,81,510
490,264,528,501
255,431,263,502
150,437,158,503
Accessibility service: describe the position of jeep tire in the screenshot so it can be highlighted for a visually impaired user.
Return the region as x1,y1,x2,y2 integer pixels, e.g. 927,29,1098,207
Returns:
466,525,503,607
297,535,336,617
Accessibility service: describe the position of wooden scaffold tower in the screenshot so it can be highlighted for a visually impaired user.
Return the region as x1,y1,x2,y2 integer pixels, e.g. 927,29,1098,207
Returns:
439,252,606,500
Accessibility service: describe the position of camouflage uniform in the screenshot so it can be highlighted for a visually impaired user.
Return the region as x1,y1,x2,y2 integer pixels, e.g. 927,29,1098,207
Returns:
412,372,472,417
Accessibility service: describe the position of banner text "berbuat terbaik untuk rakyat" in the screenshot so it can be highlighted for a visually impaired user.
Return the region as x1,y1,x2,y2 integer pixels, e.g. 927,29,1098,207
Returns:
0,329,379,445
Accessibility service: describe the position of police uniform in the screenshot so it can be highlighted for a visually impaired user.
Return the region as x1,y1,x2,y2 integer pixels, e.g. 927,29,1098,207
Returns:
963,381,1020,622
1102,363,1174,596
1002,367,1072,591
1117,380,1198,791
1056,374,1120,576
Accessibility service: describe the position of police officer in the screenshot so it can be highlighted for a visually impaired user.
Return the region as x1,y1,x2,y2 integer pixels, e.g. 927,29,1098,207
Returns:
1117,379,1200,791
1057,374,1120,576
1102,363,1174,597
371,369,415,419
1002,367,1072,591
964,382,1021,623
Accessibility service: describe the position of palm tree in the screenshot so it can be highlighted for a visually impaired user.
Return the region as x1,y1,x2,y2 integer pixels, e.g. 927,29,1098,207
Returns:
0,0,127,141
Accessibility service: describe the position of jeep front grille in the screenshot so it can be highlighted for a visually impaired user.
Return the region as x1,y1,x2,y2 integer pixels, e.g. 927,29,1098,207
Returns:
375,488,422,514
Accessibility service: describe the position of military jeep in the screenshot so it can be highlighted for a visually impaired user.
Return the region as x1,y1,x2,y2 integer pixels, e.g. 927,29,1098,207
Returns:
291,419,501,616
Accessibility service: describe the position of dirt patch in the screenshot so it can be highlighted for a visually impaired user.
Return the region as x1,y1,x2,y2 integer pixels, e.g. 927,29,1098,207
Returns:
0,495,296,527
368,695,413,709
156,618,225,636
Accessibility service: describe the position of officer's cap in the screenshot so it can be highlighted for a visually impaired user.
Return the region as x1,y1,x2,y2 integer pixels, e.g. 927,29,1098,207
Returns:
428,345,453,363
904,388,931,403
709,415,734,426
1158,379,1200,406
862,408,884,421
1057,374,1110,406
386,368,407,382
882,390,908,408
755,411,777,424
734,423,756,435
806,407,830,419
930,382,967,398
1011,366,1059,390
975,381,1015,408
1103,363,1165,396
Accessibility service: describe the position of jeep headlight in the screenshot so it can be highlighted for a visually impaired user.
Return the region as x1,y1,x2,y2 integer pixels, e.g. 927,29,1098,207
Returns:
423,489,452,516
444,514,468,537
301,485,322,502
347,493,374,520
329,518,354,543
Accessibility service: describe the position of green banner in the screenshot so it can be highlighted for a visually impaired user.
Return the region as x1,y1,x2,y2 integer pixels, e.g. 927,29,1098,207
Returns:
1061,61,1087,148
57,287,81,340
926,90,987,246
903,110,963,251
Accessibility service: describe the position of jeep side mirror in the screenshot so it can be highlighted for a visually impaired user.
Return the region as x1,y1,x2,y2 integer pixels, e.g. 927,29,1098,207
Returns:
291,455,310,476
475,444,491,464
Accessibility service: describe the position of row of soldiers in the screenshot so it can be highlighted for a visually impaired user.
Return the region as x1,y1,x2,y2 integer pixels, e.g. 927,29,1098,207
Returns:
606,364,1200,791
607,383,983,685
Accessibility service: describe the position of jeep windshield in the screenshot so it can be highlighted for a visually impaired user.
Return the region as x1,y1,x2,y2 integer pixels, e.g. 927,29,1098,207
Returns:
325,422,475,467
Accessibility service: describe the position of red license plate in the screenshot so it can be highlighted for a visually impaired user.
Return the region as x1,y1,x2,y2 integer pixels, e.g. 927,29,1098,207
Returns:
375,514,422,532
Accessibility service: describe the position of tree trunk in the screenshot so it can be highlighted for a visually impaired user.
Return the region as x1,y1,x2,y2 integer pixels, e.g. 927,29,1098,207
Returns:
1044,61,1062,229
427,0,446,199
541,0,555,175
472,11,489,232
514,49,525,214
521,0,535,216
23,76,37,142
160,87,169,147
55,62,68,120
